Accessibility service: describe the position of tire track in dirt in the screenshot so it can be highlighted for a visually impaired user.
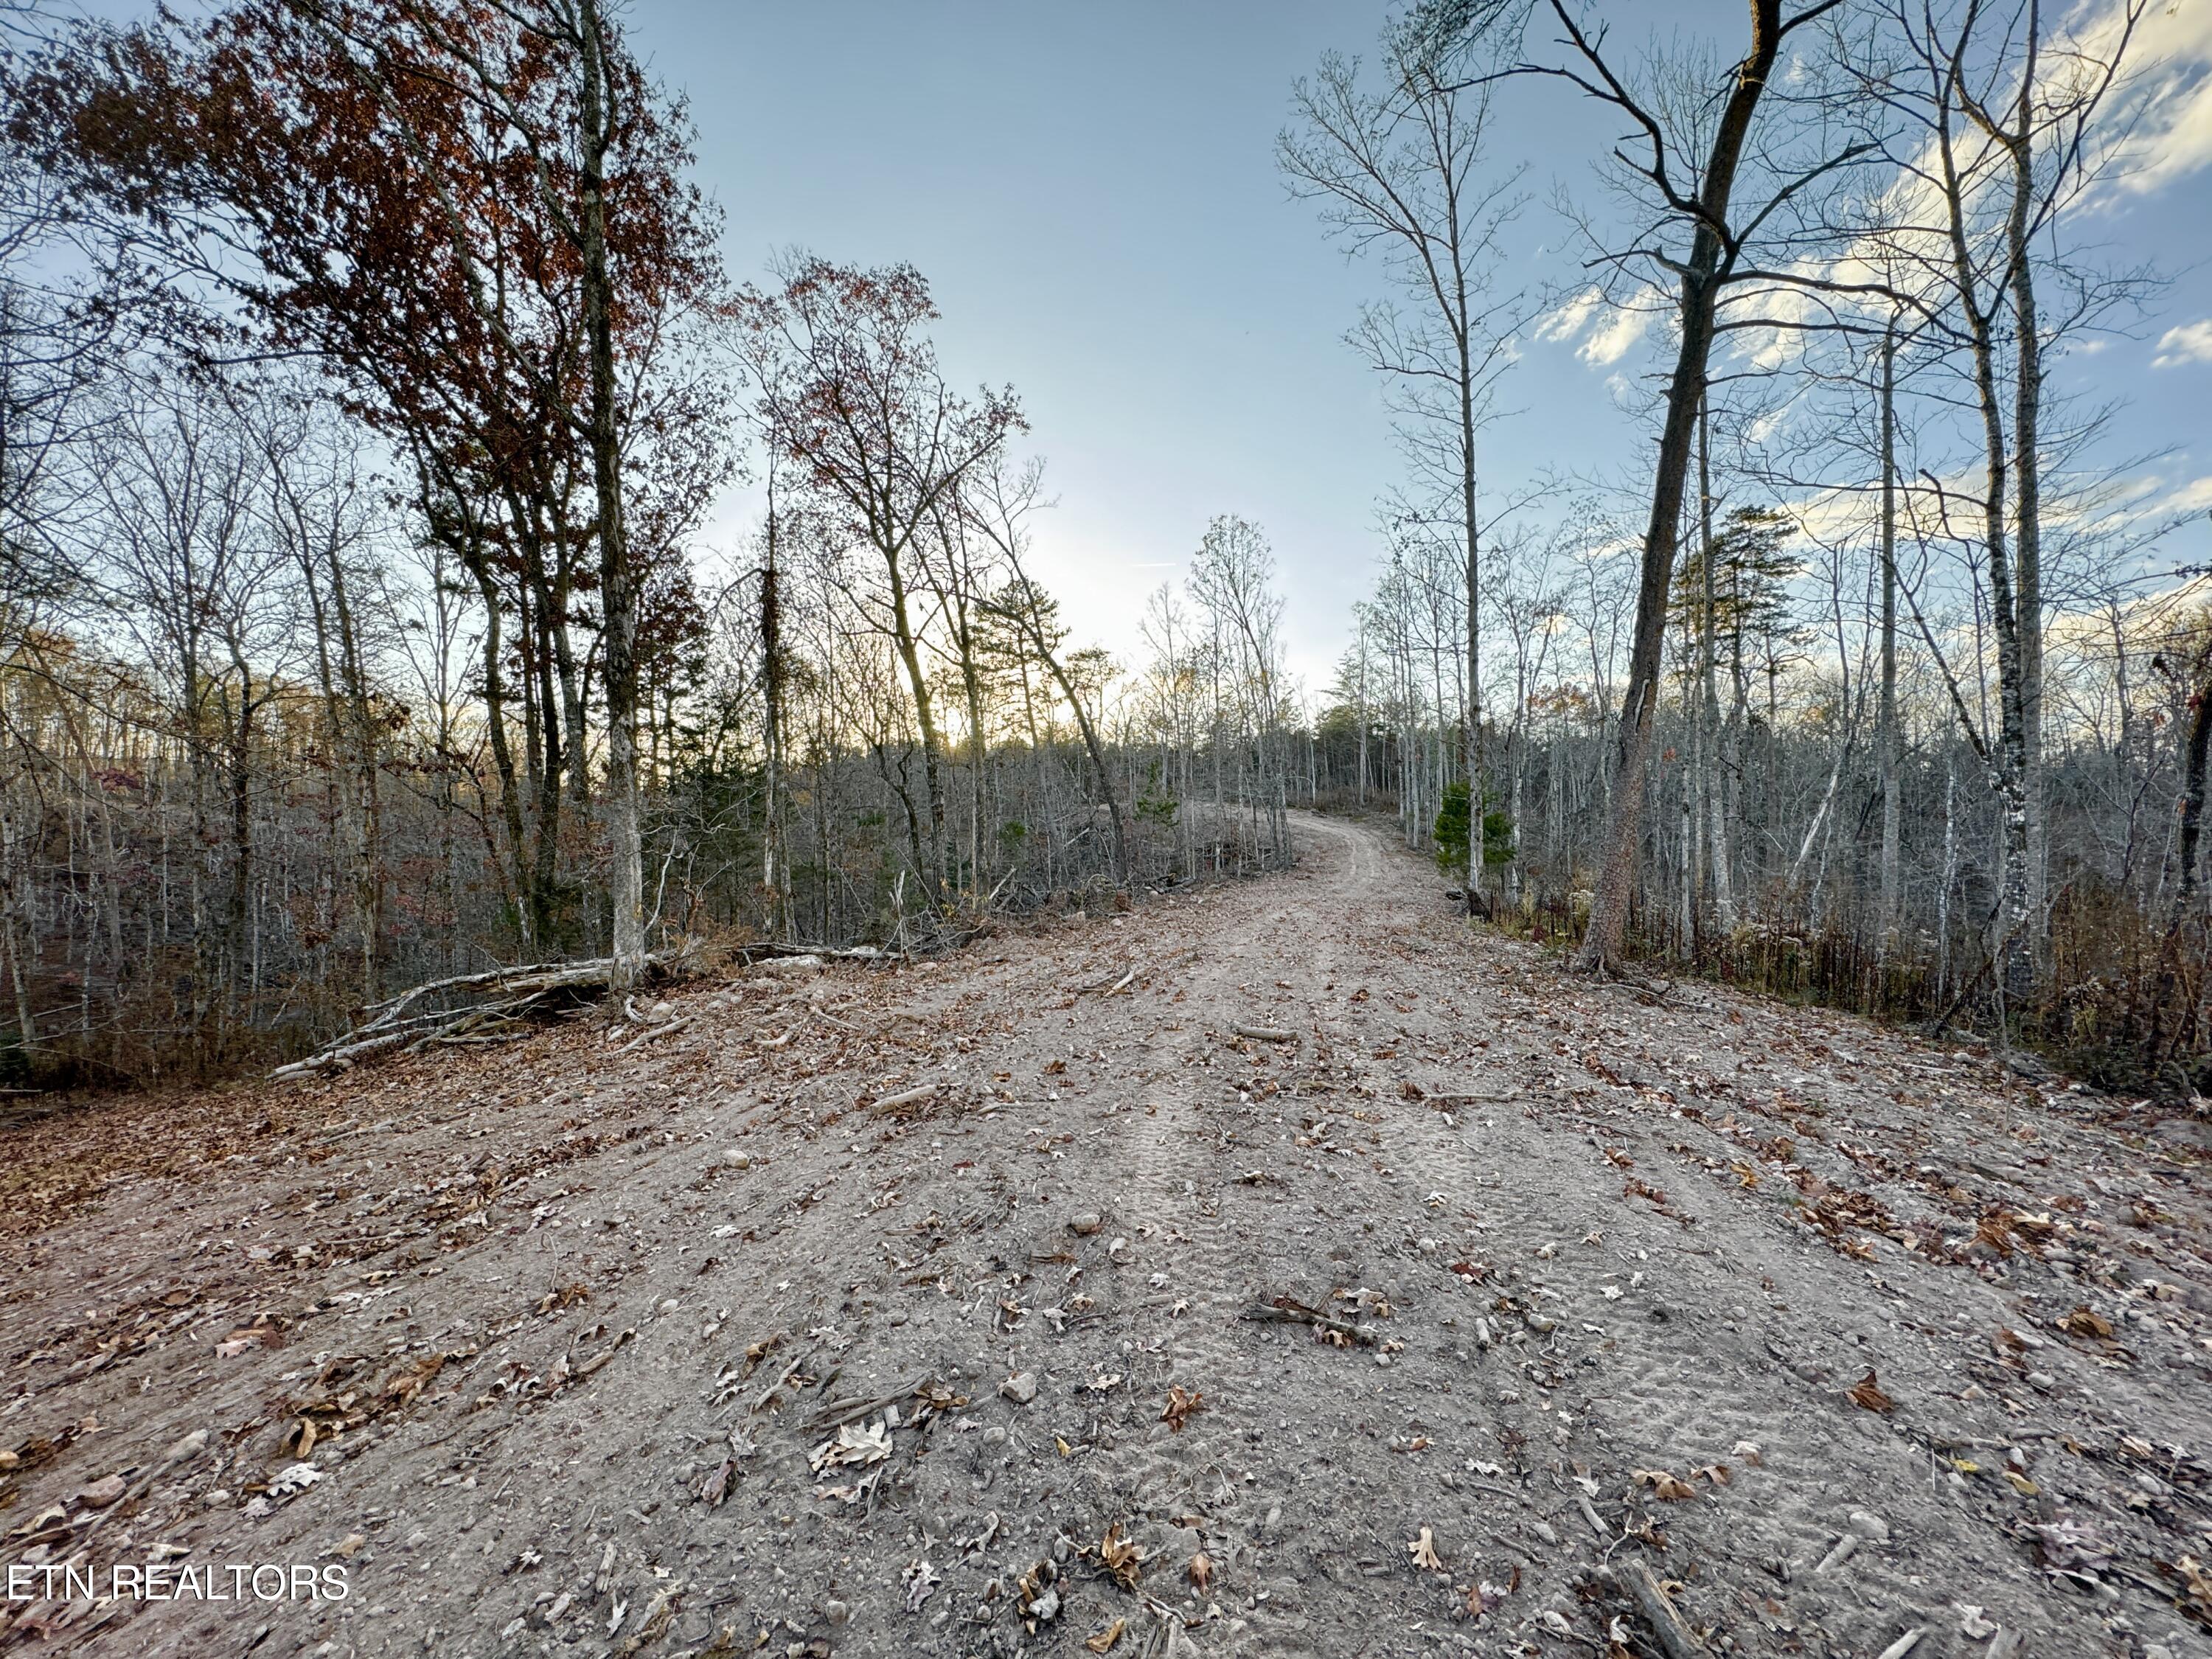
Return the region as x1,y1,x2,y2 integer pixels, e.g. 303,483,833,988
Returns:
1068,844,1350,1658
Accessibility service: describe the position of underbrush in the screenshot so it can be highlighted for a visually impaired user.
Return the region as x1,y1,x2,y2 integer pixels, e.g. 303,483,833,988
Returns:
1489,877,2212,1102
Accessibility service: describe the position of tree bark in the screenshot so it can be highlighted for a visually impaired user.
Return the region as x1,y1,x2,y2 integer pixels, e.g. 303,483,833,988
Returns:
575,0,646,984
1576,0,1784,971
1877,324,1902,958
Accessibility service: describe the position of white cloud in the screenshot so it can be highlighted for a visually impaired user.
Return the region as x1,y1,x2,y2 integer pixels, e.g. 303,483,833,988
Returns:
2106,0,2212,197
1579,305,1651,366
2162,473,2212,512
1534,287,1602,344
2154,319,2212,367
1532,286,1652,366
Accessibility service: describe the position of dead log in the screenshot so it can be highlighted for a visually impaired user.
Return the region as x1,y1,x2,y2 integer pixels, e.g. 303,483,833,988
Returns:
274,952,680,1082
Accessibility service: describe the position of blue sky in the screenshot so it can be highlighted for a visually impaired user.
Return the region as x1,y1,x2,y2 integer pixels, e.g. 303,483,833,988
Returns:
641,0,2212,695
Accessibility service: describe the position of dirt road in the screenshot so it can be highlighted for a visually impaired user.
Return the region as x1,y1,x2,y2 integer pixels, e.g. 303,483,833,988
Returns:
4,813,2209,1659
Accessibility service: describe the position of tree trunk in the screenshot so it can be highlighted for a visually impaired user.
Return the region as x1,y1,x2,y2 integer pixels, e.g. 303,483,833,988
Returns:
1576,0,1782,972
1877,324,1902,958
1699,394,1733,927
2005,54,2048,958
1461,332,1484,911
576,0,645,984
2171,647,2212,931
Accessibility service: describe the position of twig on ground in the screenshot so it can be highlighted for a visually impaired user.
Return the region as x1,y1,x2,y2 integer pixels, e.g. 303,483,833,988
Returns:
1602,1562,1708,1658
1241,1297,1374,1344
612,1015,694,1057
871,1082,942,1112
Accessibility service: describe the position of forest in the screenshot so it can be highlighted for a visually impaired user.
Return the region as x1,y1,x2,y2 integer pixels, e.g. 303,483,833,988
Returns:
7,6,2212,1659
0,0,2206,1100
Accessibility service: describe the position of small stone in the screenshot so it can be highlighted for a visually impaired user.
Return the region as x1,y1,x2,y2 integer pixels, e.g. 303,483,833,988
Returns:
825,1600,849,1628
1068,1213,1102,1237
74,1475,127,1509
1532,1520,1559,1545
999,1371,1038,1405
333,1534,367,1559
1847,1511,1889,1543
1028,1586,1060,1621
723,1149,751,1169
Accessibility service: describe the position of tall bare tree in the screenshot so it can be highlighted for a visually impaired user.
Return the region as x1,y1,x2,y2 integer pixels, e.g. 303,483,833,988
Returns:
1281,16,1523,906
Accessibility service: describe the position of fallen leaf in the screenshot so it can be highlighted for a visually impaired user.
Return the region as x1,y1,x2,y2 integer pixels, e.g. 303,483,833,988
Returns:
1099,1523,1143,1589
902,1557,940,1613
1409,1526,1444,1571
1161,1385,1206,1434
2059,1305,2113,1340
265,1461,321,1499
1188,1550,1213,1591
1085,1618,1126,1653
699,1458,735,1506
807,1419,891,1473
1846,1370,1897,1413
1632,1468,1697,1501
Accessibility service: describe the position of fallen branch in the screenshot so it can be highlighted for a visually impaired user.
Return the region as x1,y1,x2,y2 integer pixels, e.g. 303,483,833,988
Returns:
572,1327,636,1381
1232,1026,1298,1044
612,1015,694,1057
274,951,687,1082
803,1375,930,1433
870,1082,942,1113
278,936,893,1082
1596,967,1672,1003
1574,1489,1610,1541
1599,1562,1708,1658
1241,1297,1375,1345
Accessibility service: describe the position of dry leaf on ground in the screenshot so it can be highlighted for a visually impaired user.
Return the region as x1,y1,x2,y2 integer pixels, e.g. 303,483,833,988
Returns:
1161,1385,1205,1433
1847,1370,1897,1413
1099,1523,1143,1589
1632,1468,1697,1501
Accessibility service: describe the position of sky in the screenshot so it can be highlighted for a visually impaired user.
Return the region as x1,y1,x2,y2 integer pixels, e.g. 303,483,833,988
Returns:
635,0,2212,697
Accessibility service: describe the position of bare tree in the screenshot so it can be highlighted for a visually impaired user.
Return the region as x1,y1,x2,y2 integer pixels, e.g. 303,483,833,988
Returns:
1281,17,1525,906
